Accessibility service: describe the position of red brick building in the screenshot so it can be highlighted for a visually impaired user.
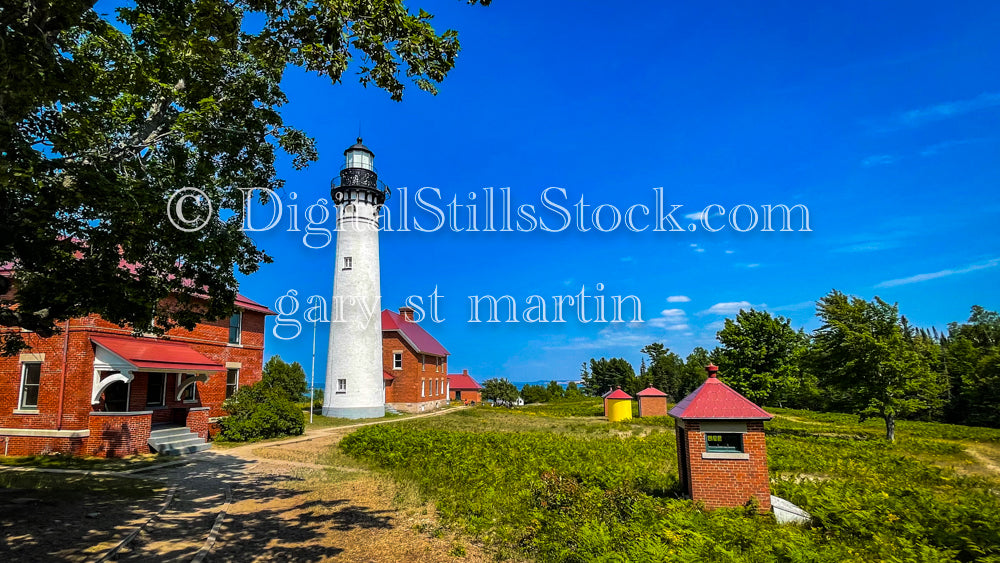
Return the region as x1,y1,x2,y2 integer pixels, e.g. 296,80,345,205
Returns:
448,369,483,404
669,364,773,512
636,385,669,417
381,307,450,413
0,293,273,457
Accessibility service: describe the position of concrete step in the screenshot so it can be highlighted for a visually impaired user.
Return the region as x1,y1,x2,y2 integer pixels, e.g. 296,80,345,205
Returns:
149,427,193,440
157,441,212,456
148,426,209,455
152,436,204,450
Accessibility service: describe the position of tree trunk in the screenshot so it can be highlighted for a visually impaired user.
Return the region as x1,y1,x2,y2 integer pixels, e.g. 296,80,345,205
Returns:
885,414,896,442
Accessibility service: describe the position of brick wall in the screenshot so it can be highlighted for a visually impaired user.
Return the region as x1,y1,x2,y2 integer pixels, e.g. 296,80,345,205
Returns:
186,407,210,440
638,396,668,417
678,420,771,512
87,412,152,458
381,333,448,405
450,389,482,403
0,435,88,456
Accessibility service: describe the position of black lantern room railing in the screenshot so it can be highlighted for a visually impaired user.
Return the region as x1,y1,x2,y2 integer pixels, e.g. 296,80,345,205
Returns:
330,165,391,204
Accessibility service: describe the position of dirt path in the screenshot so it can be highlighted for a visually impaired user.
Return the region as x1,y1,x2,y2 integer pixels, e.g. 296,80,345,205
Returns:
1,408,488,562
118,407,485,562
965,445,1000,476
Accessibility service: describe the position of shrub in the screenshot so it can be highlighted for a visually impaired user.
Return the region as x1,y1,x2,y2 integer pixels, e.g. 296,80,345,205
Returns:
219,382,305,441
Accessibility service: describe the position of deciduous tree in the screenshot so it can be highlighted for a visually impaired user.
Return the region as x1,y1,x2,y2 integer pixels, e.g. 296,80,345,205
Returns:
710,309,809,406
812,291,947,441
0,0,489,354
482,378,519,406
262,355,307,402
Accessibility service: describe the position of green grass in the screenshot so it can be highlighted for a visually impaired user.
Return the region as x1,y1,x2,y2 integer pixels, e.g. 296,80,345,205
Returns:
340,397,1000,562
305,410,410,430
0,453,165,471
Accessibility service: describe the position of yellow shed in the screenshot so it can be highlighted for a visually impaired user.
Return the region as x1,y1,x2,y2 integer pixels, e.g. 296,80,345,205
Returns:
605,387,634,422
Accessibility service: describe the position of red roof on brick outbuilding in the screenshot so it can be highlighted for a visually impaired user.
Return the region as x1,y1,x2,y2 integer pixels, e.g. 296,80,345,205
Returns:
382,309,449,356
383,370,395,381
668,366,772,420
448,371,482,390
606,388,633,400
636,386,669,397
91,334,226,372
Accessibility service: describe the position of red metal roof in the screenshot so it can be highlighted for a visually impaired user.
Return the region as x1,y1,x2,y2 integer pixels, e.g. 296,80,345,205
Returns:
381,309,449,356
383,370,395,381
448,372,482,390
606,388,633,400
668,371,773,420
636,386,668,397
236,294,275,315
91,334,226,372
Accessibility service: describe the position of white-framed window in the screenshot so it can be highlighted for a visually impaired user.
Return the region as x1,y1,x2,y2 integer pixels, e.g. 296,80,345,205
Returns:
19,362,41,410
421,379,425,397
338,378,347,393
146,373,166,406
343,256,352,270
225,369,239,399
228,311,242,345
393,352,402,370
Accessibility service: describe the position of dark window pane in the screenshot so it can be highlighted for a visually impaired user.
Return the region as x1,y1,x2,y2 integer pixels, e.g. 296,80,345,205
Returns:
146,373,165,406
24,363,40,385
22,384,39,408
705,433,743,453
21,363,41,408
104,381,129,412
226,369,239,398
229,313,241,344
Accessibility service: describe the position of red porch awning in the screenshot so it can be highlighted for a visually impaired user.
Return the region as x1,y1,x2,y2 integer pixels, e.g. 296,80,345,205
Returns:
91,334,226,372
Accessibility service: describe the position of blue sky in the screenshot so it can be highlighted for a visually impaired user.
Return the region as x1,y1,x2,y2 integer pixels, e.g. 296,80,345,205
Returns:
234,0,1000,385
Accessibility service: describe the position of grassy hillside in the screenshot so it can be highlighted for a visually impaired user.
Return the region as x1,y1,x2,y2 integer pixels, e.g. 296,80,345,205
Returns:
340,399,1000,562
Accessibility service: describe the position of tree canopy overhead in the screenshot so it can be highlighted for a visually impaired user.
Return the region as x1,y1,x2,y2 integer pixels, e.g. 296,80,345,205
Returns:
0,0,489,353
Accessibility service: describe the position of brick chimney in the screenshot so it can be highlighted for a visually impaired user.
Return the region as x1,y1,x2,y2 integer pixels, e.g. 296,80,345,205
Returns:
462,369,468,375
399,306,414,322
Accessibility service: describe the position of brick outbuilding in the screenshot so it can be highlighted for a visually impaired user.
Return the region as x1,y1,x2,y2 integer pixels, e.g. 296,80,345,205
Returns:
636,385,669,417
448,370,483,404
669,364,773,512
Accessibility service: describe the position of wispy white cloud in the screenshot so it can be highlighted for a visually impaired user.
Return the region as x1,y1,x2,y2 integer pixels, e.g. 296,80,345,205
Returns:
875,257,1000,288
835,241,901,253
899,92,1000,127
685,208,724,222
862,154,896,167
724,250,735,255
666,295,691,303
690,243,705,253
831,222,917,254
648,308,688,330
700,301,762,316
919,137,990,157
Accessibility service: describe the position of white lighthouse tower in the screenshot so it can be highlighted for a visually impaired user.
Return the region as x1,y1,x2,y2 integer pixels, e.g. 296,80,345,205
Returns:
323,138,389,419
